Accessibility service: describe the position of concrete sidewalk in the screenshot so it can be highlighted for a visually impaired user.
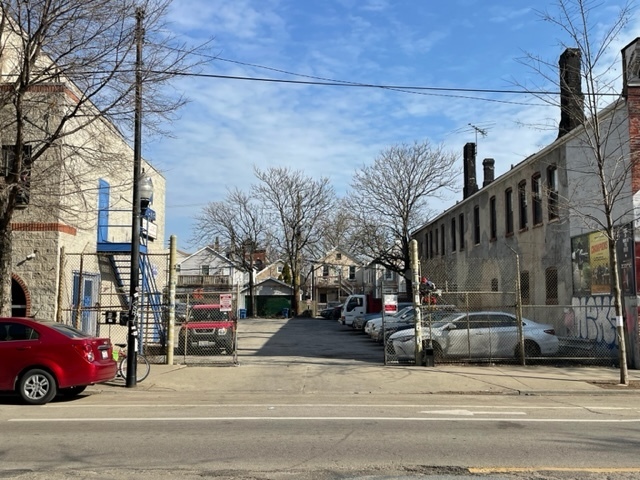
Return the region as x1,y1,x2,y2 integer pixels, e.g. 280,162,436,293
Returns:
100,360,640,397
96,317,640,397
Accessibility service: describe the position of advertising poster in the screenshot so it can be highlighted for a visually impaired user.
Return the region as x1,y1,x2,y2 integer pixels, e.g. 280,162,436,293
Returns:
589,231,611,294
617,223,635,295
572,224,635,296
571,233,591,296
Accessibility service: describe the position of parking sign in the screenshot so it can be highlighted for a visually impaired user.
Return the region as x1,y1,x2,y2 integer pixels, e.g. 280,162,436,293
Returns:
220,293,232,312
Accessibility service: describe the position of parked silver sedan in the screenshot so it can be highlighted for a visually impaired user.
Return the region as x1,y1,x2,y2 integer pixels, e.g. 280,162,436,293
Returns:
389,311,559,361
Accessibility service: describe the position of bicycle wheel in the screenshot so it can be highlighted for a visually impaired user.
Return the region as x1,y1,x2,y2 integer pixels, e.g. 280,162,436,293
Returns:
118,353,151,383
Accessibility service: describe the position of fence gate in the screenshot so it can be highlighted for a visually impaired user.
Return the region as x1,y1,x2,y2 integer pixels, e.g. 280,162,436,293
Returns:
172,290,239,366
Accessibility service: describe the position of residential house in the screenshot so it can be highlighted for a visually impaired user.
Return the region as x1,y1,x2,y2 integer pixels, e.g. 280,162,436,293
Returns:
309,248,408,313
176,246,247,312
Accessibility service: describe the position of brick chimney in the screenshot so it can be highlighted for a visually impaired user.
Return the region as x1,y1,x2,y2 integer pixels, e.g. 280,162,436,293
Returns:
482,158,495,187
463,142,478,199
558,48,585,138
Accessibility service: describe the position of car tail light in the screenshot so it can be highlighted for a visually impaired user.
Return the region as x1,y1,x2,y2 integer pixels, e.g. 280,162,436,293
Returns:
74,343,95,362
544,328,556,335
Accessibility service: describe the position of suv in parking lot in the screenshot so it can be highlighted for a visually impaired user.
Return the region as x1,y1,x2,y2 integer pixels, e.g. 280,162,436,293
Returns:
176,304,236,355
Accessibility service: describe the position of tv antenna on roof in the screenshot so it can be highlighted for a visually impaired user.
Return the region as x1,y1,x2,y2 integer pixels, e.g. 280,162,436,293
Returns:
468,123,489,143
467,123,491,156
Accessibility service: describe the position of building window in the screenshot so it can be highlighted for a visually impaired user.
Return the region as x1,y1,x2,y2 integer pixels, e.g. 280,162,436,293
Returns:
505,188,514,235
336,253,342,260
428,231,433,258
319,293,327,303
201,265,210,276
473,205,480,245
491,278,499,291
440,224,445,255
451,217,457,251
545,267,558,305
518,180,528,230
277,265,283,273
547,165,559,220
435,228,439,255
423,234,428,259
521,271,530,305
458,213,464,251
489,196,497,240
532,173,543,225
384,269,394,280
348,265,356,280
322,265,329,277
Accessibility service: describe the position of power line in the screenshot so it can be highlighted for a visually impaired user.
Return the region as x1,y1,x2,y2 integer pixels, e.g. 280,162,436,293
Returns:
151,55,621,98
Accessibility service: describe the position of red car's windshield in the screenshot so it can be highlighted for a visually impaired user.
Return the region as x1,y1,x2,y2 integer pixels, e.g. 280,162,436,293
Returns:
190,309,230,321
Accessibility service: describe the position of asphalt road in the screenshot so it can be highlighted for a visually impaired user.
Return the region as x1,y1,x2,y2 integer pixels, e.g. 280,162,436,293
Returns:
1,317,640,480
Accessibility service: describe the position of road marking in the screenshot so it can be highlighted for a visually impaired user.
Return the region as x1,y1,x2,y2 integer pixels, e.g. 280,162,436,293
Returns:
9,416,640,423
43,403,638,410
471,467,640,473
420,409,526,416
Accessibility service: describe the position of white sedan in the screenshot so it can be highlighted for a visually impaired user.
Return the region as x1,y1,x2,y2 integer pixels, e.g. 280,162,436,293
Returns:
366,307,415,340
389,311,559,361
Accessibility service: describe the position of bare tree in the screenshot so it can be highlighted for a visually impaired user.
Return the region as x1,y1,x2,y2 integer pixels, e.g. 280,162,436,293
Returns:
253,166,336,315
0,0,209,314
314,198,361,255
192,188,269,317
347,140,459,297
519,0,634,383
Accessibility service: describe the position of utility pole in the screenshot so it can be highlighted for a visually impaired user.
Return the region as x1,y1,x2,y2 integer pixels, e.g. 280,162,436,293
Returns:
410,239,423,366
126,7,144,388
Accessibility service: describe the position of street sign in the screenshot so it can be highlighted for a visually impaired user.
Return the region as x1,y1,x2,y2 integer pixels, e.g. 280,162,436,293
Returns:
220,293,232,312
383,294,398,314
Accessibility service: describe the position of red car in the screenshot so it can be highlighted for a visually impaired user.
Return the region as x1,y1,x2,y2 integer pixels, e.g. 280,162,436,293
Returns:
176,304,236,355
0,317,117,405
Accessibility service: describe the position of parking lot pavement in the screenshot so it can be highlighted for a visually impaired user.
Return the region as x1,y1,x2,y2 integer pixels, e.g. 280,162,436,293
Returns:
93,316,640,397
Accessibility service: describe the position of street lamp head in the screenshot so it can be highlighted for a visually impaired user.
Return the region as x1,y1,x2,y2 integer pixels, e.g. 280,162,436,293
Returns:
139,173,153,202
139,172,153,214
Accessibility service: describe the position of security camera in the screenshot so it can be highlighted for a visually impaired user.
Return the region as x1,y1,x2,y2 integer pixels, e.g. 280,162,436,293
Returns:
26,252,36,260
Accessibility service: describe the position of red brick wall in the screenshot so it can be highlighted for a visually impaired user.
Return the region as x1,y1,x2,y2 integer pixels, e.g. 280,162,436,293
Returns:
628,88,640,194
11,223,77,235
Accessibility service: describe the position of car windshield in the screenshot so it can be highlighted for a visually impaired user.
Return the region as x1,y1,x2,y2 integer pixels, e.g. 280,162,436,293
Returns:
48,322,92,339
190,309,230,321
428,313,462,328
389,306,412,317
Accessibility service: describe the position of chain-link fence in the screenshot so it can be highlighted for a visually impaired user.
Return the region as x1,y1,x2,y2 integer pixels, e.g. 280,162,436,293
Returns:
171,290,239,365
59,251,170,364
59,251,241,367
382,254,621,366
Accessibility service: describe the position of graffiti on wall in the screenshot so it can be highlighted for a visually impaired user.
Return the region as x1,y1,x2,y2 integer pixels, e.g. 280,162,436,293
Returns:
569,295,626,351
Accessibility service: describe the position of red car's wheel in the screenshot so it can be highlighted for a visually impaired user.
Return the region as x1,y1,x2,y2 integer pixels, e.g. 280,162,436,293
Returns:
19,369,57,405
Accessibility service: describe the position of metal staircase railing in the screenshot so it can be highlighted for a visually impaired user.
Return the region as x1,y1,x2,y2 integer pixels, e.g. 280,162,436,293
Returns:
97,210,166,351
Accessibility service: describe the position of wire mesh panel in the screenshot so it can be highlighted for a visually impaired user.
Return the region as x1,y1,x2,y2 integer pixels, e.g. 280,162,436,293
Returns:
383,253,625,366
59,251,170,364
172,291,239,365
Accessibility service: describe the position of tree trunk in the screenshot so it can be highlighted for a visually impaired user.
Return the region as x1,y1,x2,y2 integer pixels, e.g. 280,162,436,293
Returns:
609,237,628,385
0,204,13,316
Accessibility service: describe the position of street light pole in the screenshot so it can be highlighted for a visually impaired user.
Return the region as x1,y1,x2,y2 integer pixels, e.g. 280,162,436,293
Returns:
126,7,145,388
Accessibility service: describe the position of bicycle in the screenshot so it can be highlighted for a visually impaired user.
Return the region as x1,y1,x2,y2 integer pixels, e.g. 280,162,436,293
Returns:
114,343,151,383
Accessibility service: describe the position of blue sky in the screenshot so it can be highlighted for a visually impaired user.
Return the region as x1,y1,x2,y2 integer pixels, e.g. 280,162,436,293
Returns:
146,0,638,251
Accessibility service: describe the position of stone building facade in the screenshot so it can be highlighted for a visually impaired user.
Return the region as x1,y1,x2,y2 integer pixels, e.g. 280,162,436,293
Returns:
413,39,640,368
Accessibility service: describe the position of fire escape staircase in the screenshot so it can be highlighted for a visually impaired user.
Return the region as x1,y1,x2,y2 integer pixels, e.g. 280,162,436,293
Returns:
97,208,165,350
